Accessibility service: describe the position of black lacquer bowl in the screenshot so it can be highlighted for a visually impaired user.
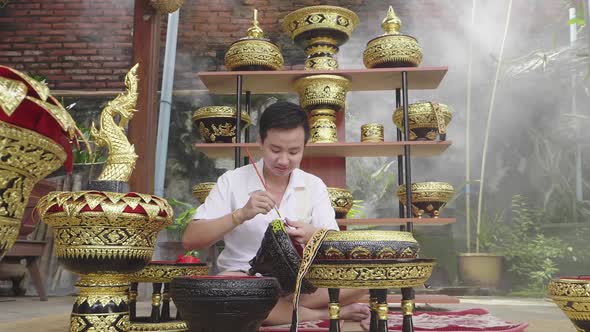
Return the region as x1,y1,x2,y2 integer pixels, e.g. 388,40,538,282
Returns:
249,220,316,295
171,275,280,332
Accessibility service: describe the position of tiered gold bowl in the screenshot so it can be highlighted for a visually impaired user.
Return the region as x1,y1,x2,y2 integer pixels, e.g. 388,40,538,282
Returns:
192,182,216,204
225,9,283,71
393,102,452,141
326,187,353,219
285,5,358,143
0,122,66,259
37,191,173,331
363,6,422,68
283,5,358,70
294,74,351,143
397,182,454,218
193,106,251,143
548,277,590,332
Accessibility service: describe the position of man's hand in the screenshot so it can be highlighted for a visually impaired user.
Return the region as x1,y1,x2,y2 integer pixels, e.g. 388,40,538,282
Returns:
239,190,276,221
285,219,318,245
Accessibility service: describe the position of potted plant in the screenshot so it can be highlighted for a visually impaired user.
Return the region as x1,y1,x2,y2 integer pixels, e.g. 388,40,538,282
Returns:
157,198,203,261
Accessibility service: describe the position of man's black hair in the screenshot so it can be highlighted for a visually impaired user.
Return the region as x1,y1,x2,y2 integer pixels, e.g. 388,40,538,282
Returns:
258,101,310,143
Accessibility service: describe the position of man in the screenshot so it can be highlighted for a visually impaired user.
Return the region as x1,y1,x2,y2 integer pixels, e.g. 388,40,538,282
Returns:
183,101,369,325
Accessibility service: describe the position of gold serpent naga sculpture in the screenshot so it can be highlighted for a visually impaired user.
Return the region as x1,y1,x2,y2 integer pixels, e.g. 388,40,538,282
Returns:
90,64,139,182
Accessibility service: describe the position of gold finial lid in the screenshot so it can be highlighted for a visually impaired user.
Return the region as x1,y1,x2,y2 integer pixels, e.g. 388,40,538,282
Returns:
381,6,401,35
246,9,264,39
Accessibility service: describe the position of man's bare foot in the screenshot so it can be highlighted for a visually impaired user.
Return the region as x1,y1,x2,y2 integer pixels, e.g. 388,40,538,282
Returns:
340,303,371,321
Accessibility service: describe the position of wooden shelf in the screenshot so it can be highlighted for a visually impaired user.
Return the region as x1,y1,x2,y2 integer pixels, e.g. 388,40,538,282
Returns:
193,141,452,159
198,67,448,94
337,218,456,227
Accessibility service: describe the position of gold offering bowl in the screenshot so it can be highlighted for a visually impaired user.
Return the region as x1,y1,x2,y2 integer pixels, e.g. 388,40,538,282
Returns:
294,74,351,143
193,106,251,143
363,6,422,68
225,38,284,71
393,102,452,141
361,123,384,142
0,122,66,260
225,9,283,71
548,277,590,331
192,182,216,204
307,258,435,289
283,5,359,70
397,182,454,218
37,191,173,331
327,187,353,219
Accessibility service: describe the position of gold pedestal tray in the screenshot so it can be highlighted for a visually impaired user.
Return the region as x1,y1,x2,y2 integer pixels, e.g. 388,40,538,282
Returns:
307,259,435,332
129,260,209,324
307,258,434,289
283,5,358,70
38,191,173,332
294,74,350,143
548,276,590,332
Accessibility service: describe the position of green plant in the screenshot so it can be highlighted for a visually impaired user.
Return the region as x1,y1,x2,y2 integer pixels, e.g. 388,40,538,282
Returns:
480,195,573,295
72,127,107,164
348,159,397,216
167,198,197,239
346,199,366,219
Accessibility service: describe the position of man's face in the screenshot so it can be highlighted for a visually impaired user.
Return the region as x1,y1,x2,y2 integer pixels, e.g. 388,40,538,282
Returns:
261,126,305,178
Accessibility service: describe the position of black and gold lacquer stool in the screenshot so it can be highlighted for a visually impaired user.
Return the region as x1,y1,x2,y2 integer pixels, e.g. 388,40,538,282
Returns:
128,261,209,331
305,231,435,332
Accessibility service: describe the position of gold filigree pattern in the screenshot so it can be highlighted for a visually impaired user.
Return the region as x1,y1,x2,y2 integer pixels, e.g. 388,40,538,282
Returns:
376,247,397,259
361,123,384,142
397,182,455,204
283,6,359,44
350,246,372,259
306,261,435,289
90,64,139,182
363,35,422,68
130,321,189,332
294,75,350,111
70,313,130,332
193,106,252,143
225,30,284,71
548,278,590,329
38,191,172,260
305,57,339,70
363,6,423,68
192,182,215,203
0,76,27,116
324,247,345,259
310,109,337,143
323,230,417,243
0,216,19,256
392,102,452,140
130,263,209,283
291,228,334,329
327,187,353,215
0,121,66,258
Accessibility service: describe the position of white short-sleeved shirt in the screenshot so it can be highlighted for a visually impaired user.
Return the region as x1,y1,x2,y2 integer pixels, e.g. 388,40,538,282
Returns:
193,159,338,273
